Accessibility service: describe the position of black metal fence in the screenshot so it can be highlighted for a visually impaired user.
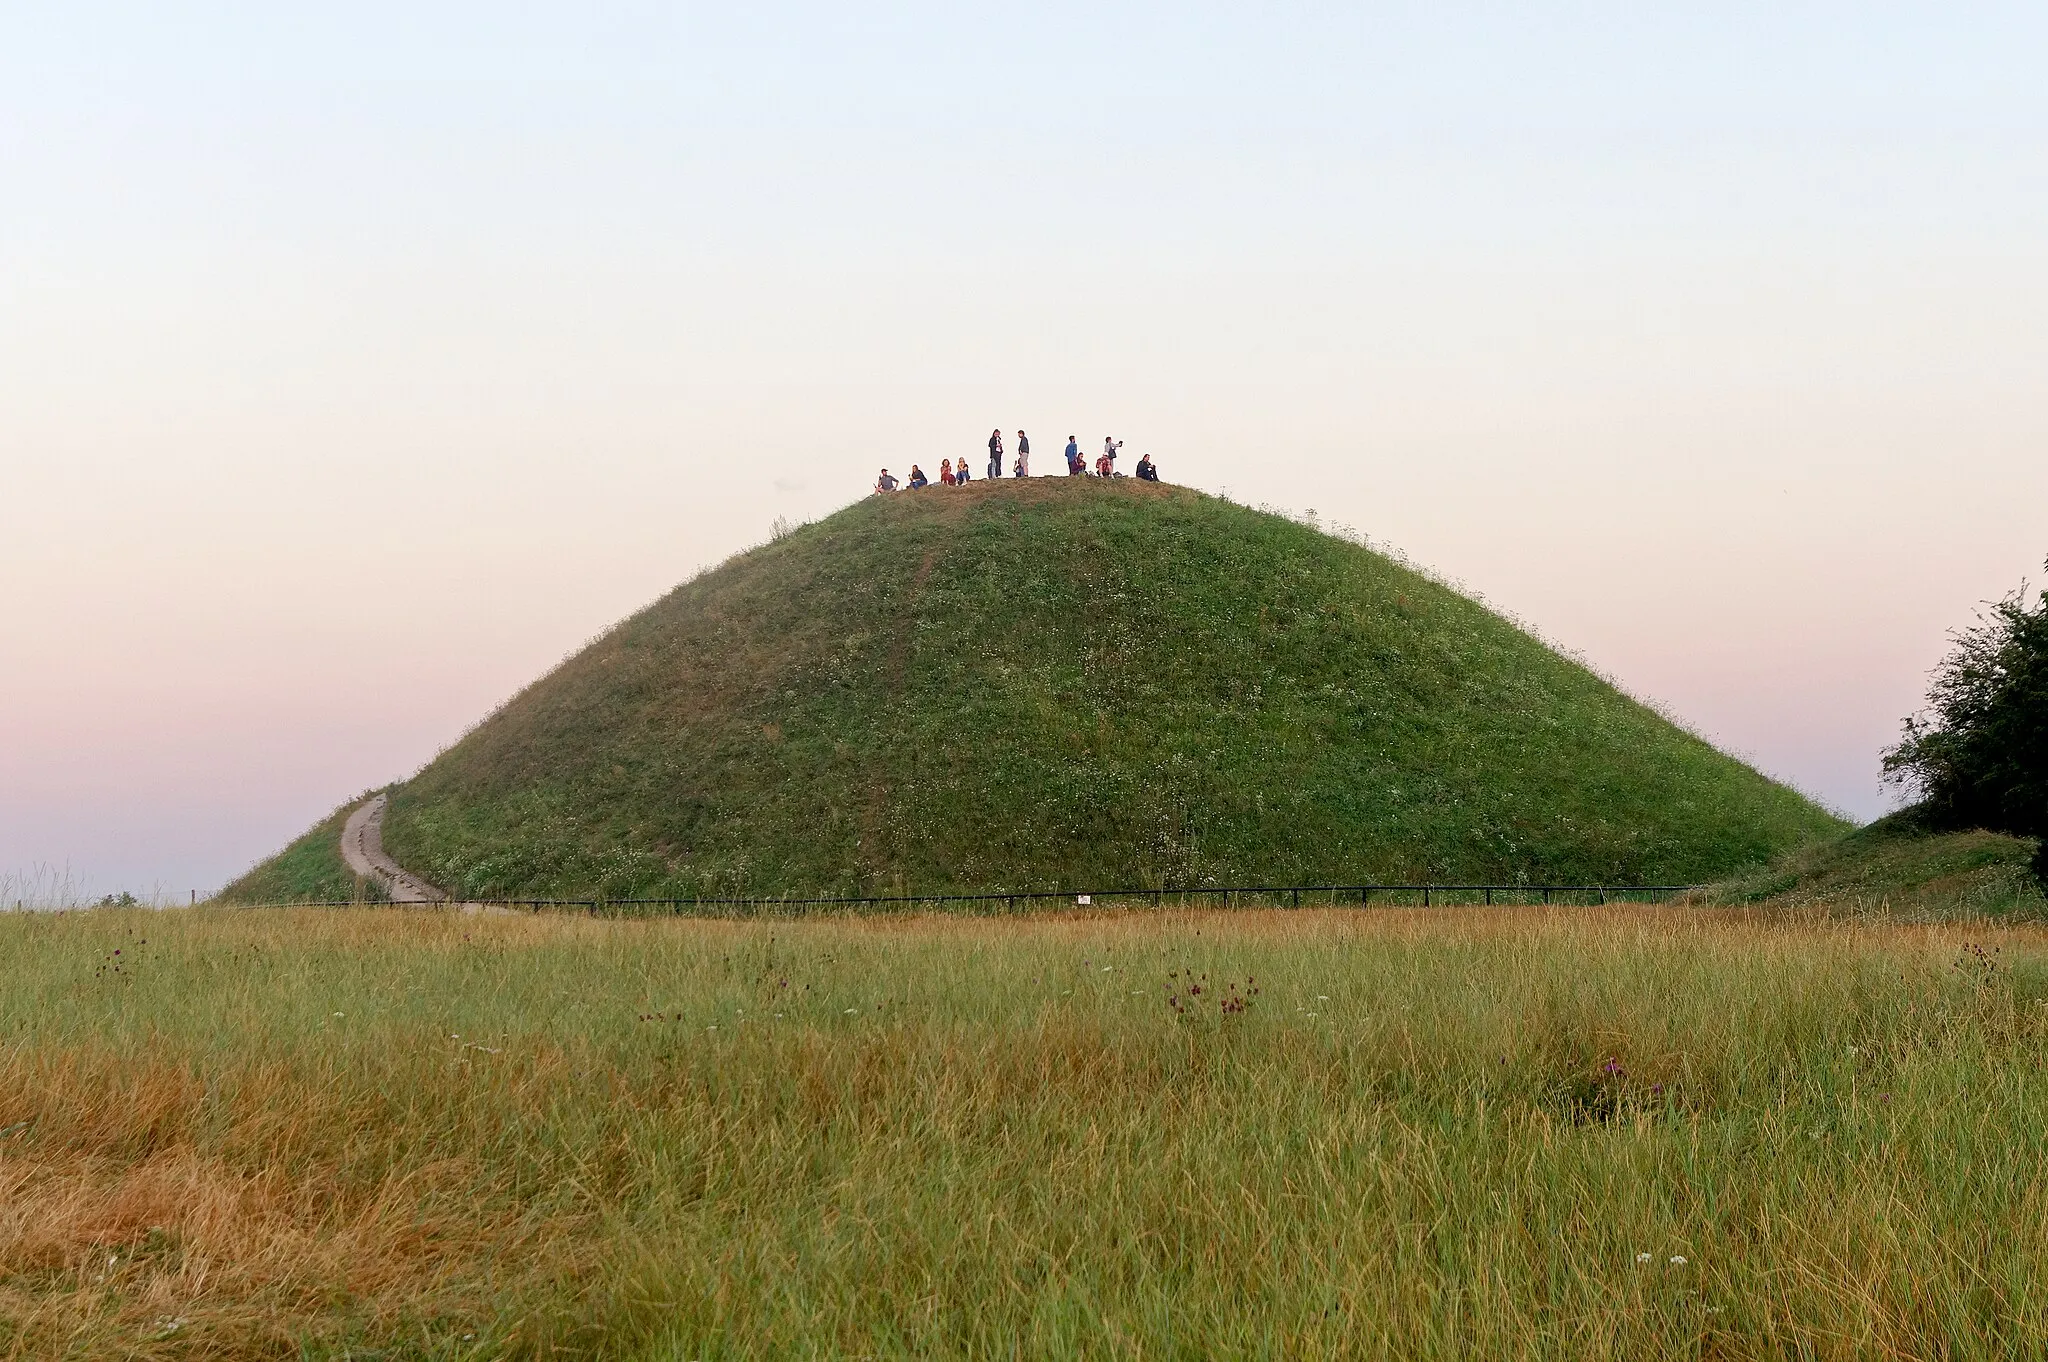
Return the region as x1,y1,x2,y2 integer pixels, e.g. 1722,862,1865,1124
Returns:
292,882,1701,916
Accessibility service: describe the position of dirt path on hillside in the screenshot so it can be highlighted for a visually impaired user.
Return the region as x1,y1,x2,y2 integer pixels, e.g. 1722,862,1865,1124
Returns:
340,794,447,903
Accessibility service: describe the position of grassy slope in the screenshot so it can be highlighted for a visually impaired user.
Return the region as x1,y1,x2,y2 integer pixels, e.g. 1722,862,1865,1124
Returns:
13,905,2048,1358
380,479,1842,898
1706,807,2045,919
215,797,388,905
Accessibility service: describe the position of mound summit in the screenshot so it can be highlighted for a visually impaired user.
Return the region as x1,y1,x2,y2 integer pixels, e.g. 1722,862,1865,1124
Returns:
231,479,1842,901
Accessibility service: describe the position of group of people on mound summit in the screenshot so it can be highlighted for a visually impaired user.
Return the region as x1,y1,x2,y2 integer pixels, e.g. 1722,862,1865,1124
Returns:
875,430,1159,492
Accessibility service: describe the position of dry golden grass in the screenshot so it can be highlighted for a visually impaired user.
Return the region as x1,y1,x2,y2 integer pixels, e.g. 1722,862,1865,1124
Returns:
8,903,2048,1358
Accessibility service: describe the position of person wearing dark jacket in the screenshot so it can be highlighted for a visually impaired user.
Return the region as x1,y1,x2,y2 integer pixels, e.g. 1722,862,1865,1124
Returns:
908,464,929,488
1065,436,1084,475
1015,430,1030,477
987,429,1004,479
1135,454,1158,481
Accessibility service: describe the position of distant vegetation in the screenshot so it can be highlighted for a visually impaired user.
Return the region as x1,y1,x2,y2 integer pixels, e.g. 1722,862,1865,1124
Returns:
1884,560,2048,883
336,479,1841,900
216,798,385,905
13,903,2048,1357
1703,806,2043,920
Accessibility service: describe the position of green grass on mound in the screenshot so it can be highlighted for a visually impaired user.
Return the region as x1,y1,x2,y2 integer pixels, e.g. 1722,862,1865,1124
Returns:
1706,806,2045,920
367,479,1840,899
216,796,387,905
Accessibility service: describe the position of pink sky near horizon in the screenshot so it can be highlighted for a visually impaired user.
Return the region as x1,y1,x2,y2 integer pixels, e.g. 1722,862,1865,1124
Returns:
4,4,2045,899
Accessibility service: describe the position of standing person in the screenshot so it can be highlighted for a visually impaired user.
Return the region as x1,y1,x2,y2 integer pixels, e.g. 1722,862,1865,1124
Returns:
875,468,899,493
939,458,956,486
1065,436,1083,475
1101,436,1122,476
987,428,1004,480
1015,430,1030,477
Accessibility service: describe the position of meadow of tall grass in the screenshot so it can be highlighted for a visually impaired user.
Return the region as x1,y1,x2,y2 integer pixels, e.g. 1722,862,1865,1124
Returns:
7,901,2048,1359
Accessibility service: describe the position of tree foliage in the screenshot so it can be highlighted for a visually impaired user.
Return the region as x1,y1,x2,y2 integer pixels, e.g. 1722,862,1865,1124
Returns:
1884,562,2048,878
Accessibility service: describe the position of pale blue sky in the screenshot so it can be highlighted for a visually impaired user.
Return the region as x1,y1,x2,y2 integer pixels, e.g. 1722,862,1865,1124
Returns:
4,3,2045,897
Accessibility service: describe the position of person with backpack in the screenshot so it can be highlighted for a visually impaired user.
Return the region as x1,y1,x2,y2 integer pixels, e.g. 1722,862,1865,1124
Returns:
1099,436,1121,476
987,429,1004,479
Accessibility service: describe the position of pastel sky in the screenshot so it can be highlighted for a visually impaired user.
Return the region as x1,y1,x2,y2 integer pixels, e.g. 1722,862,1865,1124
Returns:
4,3,2044,900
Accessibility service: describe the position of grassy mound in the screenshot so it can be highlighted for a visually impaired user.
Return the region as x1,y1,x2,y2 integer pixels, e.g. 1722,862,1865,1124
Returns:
315,479,1834,899
217,796,387,905
1706,806,2045,920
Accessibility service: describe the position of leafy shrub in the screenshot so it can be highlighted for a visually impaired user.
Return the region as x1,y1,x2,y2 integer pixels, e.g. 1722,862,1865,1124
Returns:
1885,561,2048,883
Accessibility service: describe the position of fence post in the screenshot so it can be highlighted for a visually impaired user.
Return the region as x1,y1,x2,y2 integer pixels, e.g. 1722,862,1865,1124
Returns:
1423,886,1431,907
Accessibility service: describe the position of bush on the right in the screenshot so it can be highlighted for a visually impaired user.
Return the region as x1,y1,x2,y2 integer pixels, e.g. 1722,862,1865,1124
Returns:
1885,558,2048,883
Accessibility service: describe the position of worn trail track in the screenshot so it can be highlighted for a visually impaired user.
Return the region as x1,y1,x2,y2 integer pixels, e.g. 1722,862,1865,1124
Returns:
340,793,445,903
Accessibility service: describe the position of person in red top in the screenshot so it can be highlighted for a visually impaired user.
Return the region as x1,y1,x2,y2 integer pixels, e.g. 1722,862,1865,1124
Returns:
940,459,956,486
